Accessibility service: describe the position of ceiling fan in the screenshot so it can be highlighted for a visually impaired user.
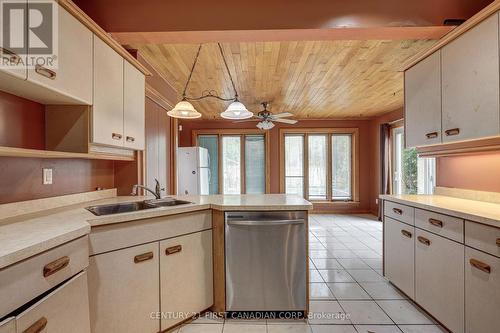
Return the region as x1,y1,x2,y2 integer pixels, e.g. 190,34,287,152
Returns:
235,102,298,130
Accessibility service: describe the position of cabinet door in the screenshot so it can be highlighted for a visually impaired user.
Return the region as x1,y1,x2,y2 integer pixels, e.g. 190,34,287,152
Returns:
405,51,442,148
123,61,145,150
27,2,92,104
0,318,15,333
415,229,464,333
0,0,27,80
384,217,415,298
92,37,124,147
160,230,213,330
442,13,500,143
88,243,160,333
16,272,90,333
465,247,500,333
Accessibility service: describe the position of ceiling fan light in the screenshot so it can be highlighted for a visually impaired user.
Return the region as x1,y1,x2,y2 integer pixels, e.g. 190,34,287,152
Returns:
256,120,275,130
167,100,202,119
220,101,253,120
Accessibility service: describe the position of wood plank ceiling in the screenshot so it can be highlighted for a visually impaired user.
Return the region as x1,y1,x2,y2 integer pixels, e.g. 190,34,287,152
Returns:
134,40,435,119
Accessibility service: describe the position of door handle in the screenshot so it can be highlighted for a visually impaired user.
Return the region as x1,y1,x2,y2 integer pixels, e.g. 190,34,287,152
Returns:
126,136,135,142
227,219,305,226
469,258,491,274
112,133,122,140
165,245,182,255
401,229,412,238
428,218,443,228
35,64,56,80
134,252,154,263
0,47,21,63
392,208,403,215
43,256,70,277
445,128,460,136
23,317,47,333
425,132,438,139
417,236,431,246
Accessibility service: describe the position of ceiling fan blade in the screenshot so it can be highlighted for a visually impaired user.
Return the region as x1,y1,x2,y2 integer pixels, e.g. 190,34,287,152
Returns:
232,118,261,123
272,118,298,124
271,112,294,118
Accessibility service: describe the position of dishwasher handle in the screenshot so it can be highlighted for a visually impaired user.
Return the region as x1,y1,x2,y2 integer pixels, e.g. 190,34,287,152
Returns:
227,219,305,226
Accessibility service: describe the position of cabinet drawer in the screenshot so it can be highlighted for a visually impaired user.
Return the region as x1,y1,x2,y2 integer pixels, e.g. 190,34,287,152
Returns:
465,247,500,333
384,217,415,298
16,271,90,333
89,210,212,255
384,201,414,225
465,221,500,258
0,236,89,318
0,318,15,333
415,208,464,243
415,229,464,333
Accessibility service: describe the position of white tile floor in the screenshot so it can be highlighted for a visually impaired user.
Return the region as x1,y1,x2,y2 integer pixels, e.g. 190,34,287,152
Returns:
170,214,447,333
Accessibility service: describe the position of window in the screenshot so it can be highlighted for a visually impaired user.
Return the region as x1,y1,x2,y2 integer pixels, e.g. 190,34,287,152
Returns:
195,131,268,194
392,126,436,195
282,129,358,201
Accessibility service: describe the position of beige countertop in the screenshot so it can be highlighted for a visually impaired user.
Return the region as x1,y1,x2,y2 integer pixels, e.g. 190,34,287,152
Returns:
0,192,312,270
380,194,500,228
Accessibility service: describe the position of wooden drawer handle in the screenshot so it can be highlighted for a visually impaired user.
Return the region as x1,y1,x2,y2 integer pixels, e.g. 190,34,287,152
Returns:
445,128,460,136
43,256,70,278
35,64,56,80
0,47,21,63
425,132,438,139
470,258,491,274
496,238,500,247
428,218,443,228
392,208,403,215
23,317,47,333
126,136,135,142
112,133,123,140
417,236,431,246
134,252,154,263
401,229,412,238
165,245,182,255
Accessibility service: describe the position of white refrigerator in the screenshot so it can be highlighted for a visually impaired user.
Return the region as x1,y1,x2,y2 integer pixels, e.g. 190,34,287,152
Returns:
177,147,210,195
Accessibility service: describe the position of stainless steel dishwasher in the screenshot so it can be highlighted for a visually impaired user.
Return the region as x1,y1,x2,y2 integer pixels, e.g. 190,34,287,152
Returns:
225,211,307,312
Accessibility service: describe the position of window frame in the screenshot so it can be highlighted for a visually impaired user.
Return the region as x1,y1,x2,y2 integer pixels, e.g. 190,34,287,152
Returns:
193,129,270,194
279,128,359,202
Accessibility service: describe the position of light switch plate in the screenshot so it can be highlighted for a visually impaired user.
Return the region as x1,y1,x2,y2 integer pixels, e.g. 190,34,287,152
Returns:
43,168,53,185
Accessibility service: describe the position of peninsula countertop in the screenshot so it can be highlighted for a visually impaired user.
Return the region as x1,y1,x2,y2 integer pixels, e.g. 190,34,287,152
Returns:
0,192,312,270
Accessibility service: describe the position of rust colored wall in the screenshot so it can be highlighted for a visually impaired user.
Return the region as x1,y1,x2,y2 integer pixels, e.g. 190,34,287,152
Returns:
179,118,374,213
436,152,500,193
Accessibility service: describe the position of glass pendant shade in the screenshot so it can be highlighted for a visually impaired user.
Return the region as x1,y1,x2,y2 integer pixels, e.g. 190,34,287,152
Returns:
167,100,202,119
220,101,253,120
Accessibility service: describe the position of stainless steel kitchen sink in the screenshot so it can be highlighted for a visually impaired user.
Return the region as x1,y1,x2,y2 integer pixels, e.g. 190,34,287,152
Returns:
86,198,192,216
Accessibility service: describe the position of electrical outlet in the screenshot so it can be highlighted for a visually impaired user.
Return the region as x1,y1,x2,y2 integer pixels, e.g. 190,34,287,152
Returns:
43,168,53,185
375,198,379,205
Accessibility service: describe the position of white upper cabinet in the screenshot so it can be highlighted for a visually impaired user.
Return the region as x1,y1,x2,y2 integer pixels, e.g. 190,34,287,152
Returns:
27,1,93,104
92,37,124,147
441,13,500,143
405,51,442,148
123,61,145,150
0,0,27,80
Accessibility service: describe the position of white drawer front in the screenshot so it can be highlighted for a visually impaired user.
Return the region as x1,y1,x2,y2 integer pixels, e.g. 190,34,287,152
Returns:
384,201,414,225
0,236,89,318
16,271,90,333
465,221,500,258
415,208,464,243
89,210,212,255
465,247,500,333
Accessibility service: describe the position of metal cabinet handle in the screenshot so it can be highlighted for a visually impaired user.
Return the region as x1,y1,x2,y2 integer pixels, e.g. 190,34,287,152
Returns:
165,245,182,255
134,252,154,263
401,229,412,238
0,47,21,63
428,218,443,228
417,236,431,246
112,133,122,140
227,219,305,226
496,238,500,247
35,64,56,80
425,132,438,139
392,208,403,215
43,256,70,277
126,136,135,142
23,317,47,333
445,128,460,136
470,258,491,274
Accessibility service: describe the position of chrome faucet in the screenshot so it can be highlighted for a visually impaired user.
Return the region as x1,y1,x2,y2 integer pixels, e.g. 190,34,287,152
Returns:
131,179,164,199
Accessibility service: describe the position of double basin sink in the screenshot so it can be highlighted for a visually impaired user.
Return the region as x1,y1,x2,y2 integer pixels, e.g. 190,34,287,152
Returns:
86,198,192,216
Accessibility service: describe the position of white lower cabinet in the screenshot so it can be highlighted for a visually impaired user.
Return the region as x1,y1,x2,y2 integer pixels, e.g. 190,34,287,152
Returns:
465,247,500,333
384,217,415,298
0,318,15,333
415,229,464,333
160,230,214,330
87,243,160,333
16,272,90,333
